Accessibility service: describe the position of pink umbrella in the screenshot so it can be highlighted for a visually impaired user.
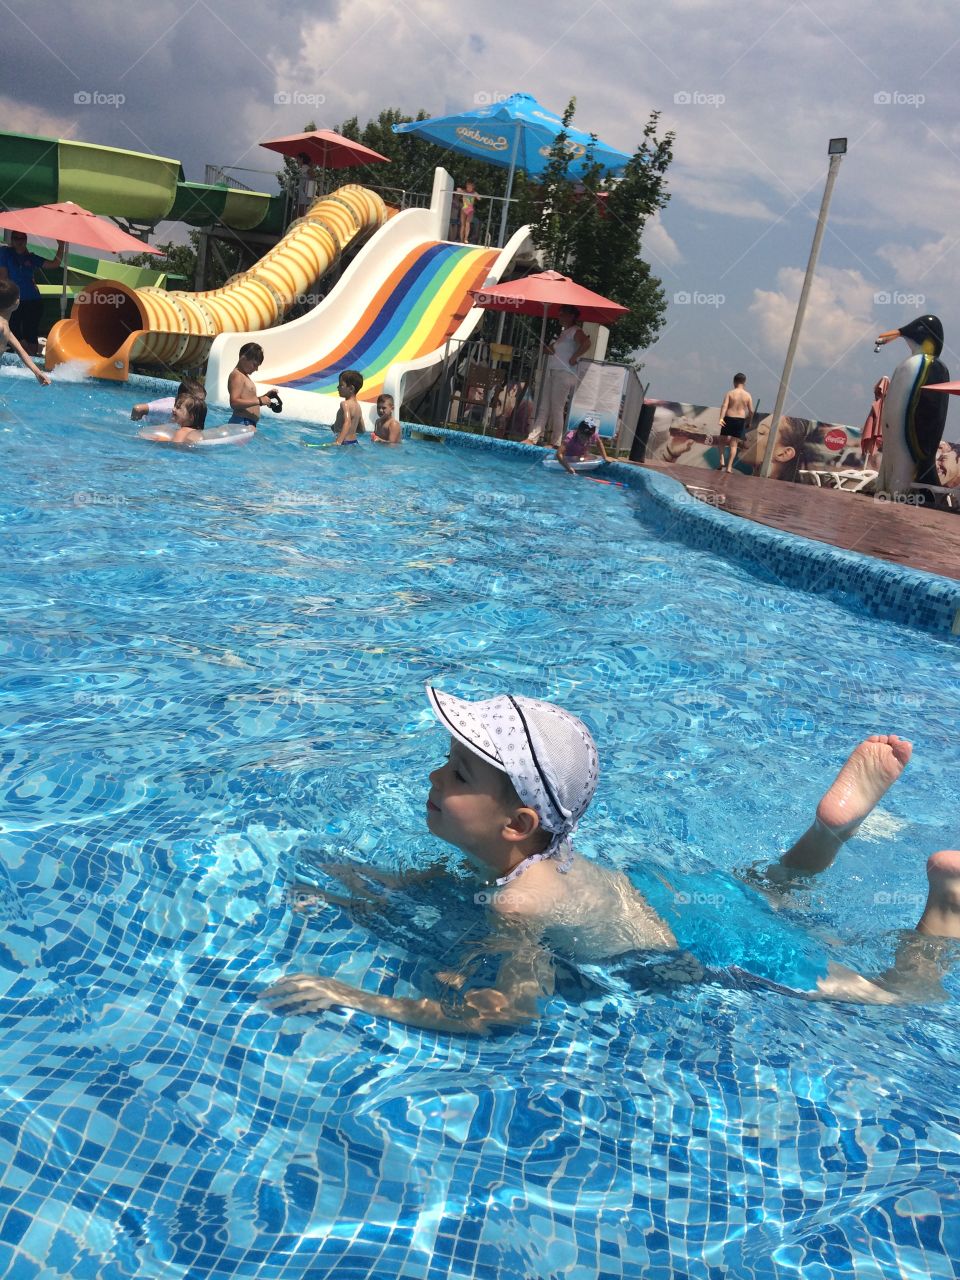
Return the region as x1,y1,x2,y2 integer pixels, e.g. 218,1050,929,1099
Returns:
262,131,390,203
0,200,160,316
471,270,629,324
261,130,391,170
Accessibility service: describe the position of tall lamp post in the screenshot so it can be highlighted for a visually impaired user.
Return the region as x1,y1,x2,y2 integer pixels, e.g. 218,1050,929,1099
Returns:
760,138,848,477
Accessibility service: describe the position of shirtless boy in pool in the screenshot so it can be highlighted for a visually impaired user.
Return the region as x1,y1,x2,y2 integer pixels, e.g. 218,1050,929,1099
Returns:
263,689,960,1033
227,343,281,427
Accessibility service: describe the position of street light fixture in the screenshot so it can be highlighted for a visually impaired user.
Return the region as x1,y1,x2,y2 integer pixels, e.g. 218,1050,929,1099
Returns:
760,138,848,477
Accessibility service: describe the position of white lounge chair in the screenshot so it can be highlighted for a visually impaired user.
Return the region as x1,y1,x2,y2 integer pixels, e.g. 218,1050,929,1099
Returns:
833,469,878,493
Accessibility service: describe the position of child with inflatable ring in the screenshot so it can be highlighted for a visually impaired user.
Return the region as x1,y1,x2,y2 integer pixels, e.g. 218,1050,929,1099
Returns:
555,418,610,474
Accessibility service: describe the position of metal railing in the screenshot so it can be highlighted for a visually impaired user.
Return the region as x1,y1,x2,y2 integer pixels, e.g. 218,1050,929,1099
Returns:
424,316,545,435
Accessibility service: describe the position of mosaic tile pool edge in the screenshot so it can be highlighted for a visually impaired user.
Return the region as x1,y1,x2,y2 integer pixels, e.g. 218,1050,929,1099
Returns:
406,425,960,639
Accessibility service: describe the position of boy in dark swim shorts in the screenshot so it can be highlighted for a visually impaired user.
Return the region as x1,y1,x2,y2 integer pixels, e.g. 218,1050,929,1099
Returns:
227,343,282,427
718,372,754,473
263,689,960,1033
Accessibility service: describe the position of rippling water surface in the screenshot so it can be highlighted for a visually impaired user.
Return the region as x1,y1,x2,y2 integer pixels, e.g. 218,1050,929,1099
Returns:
1,372,959,1279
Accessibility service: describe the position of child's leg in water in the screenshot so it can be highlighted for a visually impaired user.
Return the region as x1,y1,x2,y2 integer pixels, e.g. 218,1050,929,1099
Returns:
767,735,912,883
813,853,960,1002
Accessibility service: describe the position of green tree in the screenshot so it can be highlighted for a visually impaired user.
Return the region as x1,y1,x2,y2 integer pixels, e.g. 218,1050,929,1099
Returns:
126,238,198,287
126,229,249,291
518,101,674,361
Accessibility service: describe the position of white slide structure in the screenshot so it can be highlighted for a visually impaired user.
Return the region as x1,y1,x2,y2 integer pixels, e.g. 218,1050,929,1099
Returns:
206,169,533,428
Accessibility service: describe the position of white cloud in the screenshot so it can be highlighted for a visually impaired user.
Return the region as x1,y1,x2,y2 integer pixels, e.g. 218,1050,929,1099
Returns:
749,265,876,369
877,233,960,292
643,215,682,269
0,94,75,140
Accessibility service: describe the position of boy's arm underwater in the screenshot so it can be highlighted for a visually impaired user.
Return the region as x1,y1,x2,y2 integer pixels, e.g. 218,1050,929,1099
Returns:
261,922,555,1035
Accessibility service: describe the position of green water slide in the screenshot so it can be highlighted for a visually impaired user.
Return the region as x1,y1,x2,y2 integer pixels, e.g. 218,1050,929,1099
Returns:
0,130,285,233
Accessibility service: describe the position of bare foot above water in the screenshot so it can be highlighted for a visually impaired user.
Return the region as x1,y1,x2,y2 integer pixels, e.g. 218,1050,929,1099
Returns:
816,735,912,838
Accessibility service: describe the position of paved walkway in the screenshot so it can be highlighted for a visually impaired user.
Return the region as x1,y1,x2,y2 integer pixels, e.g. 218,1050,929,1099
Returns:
641,463,960,581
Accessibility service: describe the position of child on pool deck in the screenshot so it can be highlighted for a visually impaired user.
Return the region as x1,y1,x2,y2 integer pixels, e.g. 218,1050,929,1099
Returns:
227,343,281,427
333,369,364,445
0,280,50,385
130,378,205,424
262,689,960,1033
371,393,401,445
557,418,610,474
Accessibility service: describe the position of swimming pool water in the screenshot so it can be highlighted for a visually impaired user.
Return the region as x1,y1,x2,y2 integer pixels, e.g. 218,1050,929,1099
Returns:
1,371,959,1279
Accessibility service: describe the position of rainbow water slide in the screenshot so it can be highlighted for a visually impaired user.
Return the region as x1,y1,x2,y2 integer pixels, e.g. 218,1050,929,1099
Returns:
44,185,387,379
205,170,532,426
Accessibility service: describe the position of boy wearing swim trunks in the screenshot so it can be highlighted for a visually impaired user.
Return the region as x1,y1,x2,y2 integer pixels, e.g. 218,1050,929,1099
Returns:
227,343,281,427
263,689,960,1032
333,369,364,445
718,373,753,473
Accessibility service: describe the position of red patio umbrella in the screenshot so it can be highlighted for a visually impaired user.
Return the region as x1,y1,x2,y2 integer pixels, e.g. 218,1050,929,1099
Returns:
261,130,390,178
0,200,160,316
471,271,629,324
261,130,391,169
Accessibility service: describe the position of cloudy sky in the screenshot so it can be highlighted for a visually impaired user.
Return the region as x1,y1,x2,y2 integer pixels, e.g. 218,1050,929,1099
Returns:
5,0,960,426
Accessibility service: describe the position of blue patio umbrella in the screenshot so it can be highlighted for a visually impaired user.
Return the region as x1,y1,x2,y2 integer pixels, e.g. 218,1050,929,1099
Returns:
393,93,630,246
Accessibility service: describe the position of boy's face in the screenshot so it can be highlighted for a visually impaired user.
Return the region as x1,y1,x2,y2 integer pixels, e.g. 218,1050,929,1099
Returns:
239,355,261,375
427,737,518,865
377,397,391,416
338,376,353,397
171,401,190,426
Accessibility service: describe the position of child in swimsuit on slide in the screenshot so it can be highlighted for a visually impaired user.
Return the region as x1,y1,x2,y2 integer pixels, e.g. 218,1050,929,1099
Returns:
456,180,477,242
263,688,960,1033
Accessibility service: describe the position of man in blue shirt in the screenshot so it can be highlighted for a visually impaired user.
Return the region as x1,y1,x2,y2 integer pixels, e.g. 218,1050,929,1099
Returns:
0,232,64,356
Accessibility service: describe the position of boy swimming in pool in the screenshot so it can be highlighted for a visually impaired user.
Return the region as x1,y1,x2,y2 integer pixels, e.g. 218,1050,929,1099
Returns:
333,369,364,445
263,689,960,1033
371,393,401,445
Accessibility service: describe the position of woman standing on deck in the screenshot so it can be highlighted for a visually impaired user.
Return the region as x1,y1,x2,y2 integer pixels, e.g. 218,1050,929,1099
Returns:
525,306,590,447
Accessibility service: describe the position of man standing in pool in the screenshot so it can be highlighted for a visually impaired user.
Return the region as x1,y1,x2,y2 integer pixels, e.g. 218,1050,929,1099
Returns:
263,688,960,1032
227,343,282,427
717,373,753,473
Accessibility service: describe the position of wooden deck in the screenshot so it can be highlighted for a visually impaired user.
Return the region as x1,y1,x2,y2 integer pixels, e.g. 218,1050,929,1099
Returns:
641,463,960,581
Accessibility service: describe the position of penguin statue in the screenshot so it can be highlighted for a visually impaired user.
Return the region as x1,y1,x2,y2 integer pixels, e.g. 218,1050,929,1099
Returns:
874,314,950,496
